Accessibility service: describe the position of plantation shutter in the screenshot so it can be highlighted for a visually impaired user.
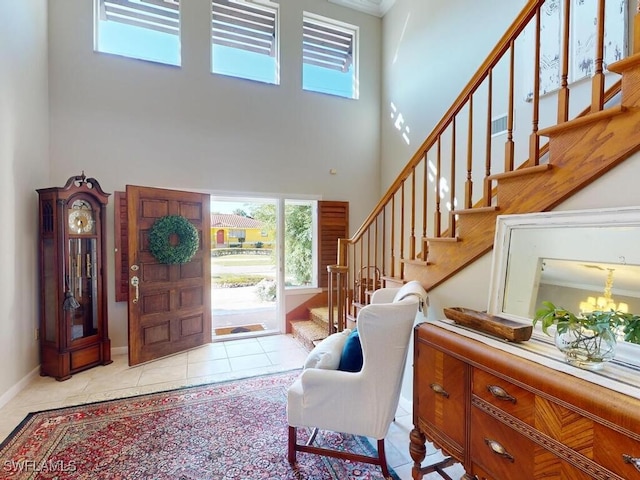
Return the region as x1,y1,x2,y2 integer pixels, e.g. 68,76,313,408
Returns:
318,201,349,288
99,0,180,35
212,0,277,57
303,18,354,73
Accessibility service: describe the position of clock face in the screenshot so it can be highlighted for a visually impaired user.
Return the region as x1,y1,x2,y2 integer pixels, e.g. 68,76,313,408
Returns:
68,200,95,234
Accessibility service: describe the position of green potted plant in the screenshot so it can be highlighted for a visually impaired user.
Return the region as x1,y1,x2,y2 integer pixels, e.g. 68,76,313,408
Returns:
533,301,640,371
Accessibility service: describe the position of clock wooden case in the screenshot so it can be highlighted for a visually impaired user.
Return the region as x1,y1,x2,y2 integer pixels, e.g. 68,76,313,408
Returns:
37,173,112,381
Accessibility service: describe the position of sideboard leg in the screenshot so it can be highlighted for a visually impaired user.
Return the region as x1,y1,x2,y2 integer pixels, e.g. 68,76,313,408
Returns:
410,428,427,479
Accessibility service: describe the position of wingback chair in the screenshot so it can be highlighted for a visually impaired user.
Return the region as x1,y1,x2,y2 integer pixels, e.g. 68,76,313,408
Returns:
287,281,427,478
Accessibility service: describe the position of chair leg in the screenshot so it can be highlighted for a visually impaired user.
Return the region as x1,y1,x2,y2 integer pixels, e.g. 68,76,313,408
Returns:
288,426,297,465
290,429,391,478
377,439,390,478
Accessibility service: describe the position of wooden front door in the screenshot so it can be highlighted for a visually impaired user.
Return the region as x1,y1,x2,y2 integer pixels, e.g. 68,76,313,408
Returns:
127,185,211,366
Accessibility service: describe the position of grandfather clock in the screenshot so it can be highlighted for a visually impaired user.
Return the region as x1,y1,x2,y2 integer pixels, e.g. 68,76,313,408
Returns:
37,173,112,381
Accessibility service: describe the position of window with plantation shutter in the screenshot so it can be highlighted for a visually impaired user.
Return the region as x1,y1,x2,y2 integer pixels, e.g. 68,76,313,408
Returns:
302,13,358,99
95,0,181,66
318,201,349,288
211,0,279,85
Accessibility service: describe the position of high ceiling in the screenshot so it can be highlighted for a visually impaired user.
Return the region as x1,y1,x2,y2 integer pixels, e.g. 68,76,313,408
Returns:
328,0,395,17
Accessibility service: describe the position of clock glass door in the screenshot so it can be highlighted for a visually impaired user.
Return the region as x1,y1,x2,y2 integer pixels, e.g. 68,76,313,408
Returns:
67,238,98,341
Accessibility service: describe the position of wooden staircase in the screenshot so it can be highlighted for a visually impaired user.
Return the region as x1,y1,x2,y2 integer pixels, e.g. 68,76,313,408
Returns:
290,307,333,351
322,0,640,332
405,55,640,290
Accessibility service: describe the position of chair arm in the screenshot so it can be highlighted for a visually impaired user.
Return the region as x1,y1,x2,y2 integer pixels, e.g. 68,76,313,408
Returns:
290,368,393,439
296,369,367,412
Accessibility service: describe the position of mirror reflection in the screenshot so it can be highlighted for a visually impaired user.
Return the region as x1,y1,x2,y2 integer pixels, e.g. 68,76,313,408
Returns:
535,259,640,318
490,207,640,348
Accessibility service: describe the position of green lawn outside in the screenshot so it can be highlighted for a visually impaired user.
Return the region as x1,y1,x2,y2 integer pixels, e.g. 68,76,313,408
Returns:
211,256,274,267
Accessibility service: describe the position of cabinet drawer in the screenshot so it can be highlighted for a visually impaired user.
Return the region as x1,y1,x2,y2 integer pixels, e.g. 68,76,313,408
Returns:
594,423,640,479
415,340,466,455
472,368,534,424
471,406,534,479
472,406,595,480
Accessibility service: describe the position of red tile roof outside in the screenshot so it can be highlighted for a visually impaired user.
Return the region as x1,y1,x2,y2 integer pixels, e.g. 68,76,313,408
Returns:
211,213,264,229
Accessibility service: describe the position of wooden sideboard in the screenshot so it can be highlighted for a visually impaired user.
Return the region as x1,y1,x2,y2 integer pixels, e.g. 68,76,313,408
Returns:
411,322,640,480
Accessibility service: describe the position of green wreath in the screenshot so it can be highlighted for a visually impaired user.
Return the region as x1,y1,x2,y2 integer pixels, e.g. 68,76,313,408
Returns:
148,215,199,264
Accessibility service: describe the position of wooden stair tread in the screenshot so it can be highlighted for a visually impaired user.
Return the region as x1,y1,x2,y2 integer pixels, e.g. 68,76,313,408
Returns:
402,258,431,266
290,320,328,351
424,236,459,243
538,105,626,137
488,163,552,181
605,51,640,74
451,206,499,215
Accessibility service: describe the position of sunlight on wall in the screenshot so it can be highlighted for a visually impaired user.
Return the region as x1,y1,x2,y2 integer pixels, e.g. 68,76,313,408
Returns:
390,102,411,145
392,13,411,65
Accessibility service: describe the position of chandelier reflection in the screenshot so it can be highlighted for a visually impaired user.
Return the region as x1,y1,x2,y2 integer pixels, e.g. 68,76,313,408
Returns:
579,268,629,314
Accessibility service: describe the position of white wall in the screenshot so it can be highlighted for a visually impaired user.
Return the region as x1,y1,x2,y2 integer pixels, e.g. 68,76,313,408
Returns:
0,0,50,402
380,0,528,189
47,0,382,348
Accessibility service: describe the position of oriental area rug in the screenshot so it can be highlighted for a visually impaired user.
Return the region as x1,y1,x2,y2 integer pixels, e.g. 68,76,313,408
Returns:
0,370,399,480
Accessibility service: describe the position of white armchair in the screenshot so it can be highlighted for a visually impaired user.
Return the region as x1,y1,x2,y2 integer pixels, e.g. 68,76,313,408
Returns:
287,281,427,477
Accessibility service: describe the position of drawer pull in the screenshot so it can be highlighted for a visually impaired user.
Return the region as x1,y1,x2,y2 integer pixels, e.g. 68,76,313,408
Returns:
484,438,514,463
623,454,640,472
429,383,450,398
487,384,516,403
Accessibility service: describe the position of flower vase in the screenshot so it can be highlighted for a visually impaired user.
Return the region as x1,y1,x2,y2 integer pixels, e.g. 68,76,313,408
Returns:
554,324,617,371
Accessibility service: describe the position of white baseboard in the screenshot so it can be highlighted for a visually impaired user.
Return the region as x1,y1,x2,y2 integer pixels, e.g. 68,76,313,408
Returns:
111,346,128,356
0,365,40,410
1,347,128,411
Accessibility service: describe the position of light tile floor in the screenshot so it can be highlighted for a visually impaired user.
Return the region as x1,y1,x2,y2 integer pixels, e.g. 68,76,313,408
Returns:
0,333,464,479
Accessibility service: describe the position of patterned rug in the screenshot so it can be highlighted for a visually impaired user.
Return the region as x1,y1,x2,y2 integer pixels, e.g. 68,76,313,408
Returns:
0,370,399,479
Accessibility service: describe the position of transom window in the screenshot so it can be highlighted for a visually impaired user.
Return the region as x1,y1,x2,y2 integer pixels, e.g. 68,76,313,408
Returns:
302,12,358,99
211,0,279,85
94,0,181,66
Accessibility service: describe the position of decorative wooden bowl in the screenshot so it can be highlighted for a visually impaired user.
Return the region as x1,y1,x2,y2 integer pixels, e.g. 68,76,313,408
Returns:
443,307,533,342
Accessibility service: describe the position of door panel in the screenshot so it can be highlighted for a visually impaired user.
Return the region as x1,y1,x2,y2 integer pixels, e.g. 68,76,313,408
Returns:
127,185,211,366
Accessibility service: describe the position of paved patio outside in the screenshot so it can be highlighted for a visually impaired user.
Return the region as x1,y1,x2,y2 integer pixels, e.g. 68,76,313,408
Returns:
212,285,276,333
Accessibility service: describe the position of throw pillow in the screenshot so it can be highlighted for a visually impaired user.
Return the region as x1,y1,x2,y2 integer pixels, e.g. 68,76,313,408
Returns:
303,329,351,370
338,329,363,372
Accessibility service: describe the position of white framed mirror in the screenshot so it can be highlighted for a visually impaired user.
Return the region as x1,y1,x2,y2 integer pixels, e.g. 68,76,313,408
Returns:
487,206,640,373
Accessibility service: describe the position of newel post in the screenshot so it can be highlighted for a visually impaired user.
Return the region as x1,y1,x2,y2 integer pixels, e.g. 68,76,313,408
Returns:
327,265,349,335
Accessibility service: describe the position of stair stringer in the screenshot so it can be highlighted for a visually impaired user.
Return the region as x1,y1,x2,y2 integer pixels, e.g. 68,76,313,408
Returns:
403,55,640,291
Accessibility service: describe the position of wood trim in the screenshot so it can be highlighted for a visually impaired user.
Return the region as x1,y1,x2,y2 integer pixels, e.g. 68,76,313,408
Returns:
114,191,128,302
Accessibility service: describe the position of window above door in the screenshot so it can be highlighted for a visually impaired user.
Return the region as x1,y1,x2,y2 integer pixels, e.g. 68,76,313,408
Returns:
211,0,279,85
94,0,181,66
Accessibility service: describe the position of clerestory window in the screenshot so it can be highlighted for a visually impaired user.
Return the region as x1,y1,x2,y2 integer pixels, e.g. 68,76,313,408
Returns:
302,12,358,99
94,0,181,66
211,0,279,85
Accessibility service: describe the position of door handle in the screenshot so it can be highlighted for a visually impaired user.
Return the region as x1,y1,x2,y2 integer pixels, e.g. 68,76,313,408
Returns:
131,276,139,304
